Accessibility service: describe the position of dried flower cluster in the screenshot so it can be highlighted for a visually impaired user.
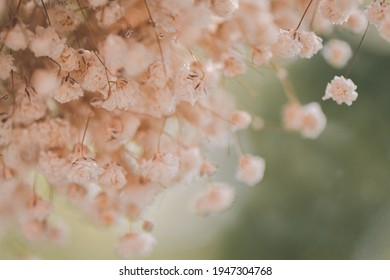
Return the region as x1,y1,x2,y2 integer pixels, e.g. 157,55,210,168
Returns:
0,0,388,259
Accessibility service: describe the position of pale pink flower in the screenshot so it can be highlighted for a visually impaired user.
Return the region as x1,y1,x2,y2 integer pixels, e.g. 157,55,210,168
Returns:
297,31,323,59
283,102,327,139
342,9,368,33
298,102,327,139
53,77,84,103
174,64,206,105
323,75,358,106
223,56,246,77
29,26,66,59
252,47,273,66
67,157,105,185
116,232,156,259
231,110,252,131
48,5,80,35
56,45,80,72
31,69,61,98
95,1,124,28
99,163,127,190
322,39,352,68
236,154,265,186
30,118,72,150
13,87,46,126
0,53,16,80
0,22,32,51
319,0,360,25
193,183,235,215
210,0,239,18
140,153,179,183
100,79,139,111
272,29,302,58
25,197,53,221
366,2,390,27
38,151,70,186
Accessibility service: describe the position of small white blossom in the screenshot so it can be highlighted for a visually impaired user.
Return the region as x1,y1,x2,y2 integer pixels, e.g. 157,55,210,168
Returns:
323,75,358,106
67,157,105,185
100,79,139,111
140,153,179,183
322,39,352,68
236,154,265,186
29,26,66,59
116,232,156,259
53,77,84,103
231,110,252,131
193,183,235,215
99,163,127,190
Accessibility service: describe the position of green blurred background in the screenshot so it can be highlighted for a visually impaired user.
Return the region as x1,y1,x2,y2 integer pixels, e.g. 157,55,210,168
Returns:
1,27,390,260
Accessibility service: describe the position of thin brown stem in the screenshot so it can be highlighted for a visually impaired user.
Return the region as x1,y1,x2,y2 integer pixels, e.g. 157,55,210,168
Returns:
345,23,370,78
295,0,315,31
40,0,52,26
144,0,167,77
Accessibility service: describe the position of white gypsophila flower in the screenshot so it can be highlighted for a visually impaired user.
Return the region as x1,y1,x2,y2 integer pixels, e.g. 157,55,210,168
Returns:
210,0,239,18
79,51,108,92
56,45,80,72
342,9,368,34
100,79,139,111
323,75,358,106
282,102,327,139
31,69,61,99
178,147,203,183
67,157,105,185
252,46,273,66
236,154,265,186
48,5,80,35
95,1,124,28
193,183,235,215
366,1,390,27
223,56,246,77
297,31,323,59
140,153,179,183
174,64,206,105
116,232,156,259
0,53,17,80
272,29,302,58
322,39,352,68
30,118,72,150
99,163,127,190
53,77,84,103
298,102,327,139
29,26,66,59
0,22,32,51
100,34,128,73
231,110,252,131
13,87,46,126
319,0,360,25
38,151,70,186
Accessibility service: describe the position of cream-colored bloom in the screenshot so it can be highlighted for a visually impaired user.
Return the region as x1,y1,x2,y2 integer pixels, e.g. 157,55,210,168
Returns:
140,153,179,183
29,26,66,59
231,110,252,131
323,75,358,106
116,232,156,259
322,39,352,68
67,157,105,185
193,183,235,215
236,154,265,186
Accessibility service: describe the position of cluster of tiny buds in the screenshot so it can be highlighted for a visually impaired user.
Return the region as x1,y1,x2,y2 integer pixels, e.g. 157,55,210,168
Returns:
0,0,388,259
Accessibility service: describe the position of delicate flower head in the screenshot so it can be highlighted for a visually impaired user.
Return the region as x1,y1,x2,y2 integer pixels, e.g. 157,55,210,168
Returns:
272,29,302,58
236,154,265,186
29,26,66,59
67,157,105,185
99,163,127,190
231,110,252,131
100,79,139,111
322,39,352,68
323,75,358,106
0,53,17,80
297,31,323,59
193,183,235,215
0,22,32,51
140,153,180,183
116,232,156,259
53,77,84,103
